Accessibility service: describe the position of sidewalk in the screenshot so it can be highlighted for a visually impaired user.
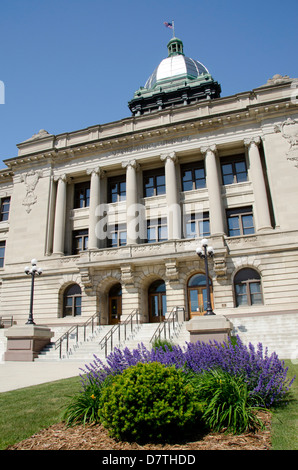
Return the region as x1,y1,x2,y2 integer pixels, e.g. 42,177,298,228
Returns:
0,360,86,393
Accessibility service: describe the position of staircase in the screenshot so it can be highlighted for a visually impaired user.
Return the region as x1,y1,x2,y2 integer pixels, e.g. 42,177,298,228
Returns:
228,312,298,360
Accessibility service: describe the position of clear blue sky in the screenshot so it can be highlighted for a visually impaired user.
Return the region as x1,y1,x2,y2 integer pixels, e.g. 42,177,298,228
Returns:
0,0,297,168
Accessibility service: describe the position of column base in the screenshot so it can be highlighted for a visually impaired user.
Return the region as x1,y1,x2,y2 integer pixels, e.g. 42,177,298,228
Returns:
186,316,233,344
4,325,54,361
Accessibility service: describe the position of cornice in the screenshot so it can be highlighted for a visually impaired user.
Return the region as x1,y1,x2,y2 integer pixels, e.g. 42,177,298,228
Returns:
2,84,296,170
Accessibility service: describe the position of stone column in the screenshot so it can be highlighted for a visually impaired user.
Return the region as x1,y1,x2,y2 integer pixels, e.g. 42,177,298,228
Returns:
161,151,181,239
122,159,140,245
244,137,272,232
87,167,102,250
201,145,225,235
53,174,68,255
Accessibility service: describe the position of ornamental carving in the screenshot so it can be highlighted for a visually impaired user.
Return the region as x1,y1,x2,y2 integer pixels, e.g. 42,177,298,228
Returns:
276,118,298,167
21,170,42,213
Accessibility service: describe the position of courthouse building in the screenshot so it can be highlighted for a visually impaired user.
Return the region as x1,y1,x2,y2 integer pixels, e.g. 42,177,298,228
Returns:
0,37,298,328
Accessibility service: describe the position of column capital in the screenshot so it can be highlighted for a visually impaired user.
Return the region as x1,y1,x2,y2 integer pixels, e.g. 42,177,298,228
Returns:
122,159,140,170
53,173,69,183
86,166,105,177
200,144,217,155
244,136,261,148
160,151,176,163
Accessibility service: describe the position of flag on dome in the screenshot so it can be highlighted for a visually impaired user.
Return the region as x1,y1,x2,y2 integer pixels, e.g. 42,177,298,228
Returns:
164,21,173,29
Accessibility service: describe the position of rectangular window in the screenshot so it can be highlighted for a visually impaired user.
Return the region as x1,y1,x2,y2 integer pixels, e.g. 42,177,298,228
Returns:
221,155,247,185
181,162,206,191
227,207,254,237
107,224,127,247
143,169,165,197
74,182,90,208
72,229,89,254
108,176,126,203
0,197,10,222
0,241,5,268
146,218,167,243
185,212,210,238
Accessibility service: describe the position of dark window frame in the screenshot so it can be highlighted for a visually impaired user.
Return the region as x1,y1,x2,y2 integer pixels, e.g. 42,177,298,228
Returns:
181,162,206,191
0,240,5,268
72,229,89,254
227,206,254,237
221,155,248,185
0,197,10,222
108,175,126,203
74,182,90,209
185,212,210,238
107,223,127,247
234,268,263,307
146,217,168,243
63,284,82,317
143,168,166,197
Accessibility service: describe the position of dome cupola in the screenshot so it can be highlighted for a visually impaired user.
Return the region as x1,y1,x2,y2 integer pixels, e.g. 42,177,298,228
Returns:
128,37,221,116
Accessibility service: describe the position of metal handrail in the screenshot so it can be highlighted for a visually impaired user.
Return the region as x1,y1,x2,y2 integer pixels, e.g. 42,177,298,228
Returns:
150,306,185,345
99,308,140,357
55,311,100,359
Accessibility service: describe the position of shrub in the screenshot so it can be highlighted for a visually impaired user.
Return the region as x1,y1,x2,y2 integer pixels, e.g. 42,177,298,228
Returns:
187,369,264,434
152,338,174,352
81,336,295,408
98,362,204,442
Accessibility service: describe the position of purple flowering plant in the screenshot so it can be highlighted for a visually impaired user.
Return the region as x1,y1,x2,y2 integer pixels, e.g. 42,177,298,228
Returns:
80,336,295,408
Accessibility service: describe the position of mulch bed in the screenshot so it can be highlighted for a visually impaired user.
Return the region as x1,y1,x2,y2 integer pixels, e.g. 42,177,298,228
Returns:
7,411,272,451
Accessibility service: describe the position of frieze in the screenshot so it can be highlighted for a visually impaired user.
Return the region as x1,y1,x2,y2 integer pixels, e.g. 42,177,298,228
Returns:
109,137,191,158
227,236,258,245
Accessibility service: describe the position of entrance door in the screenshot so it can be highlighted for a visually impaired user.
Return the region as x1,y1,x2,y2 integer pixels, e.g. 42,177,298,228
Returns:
148,280,167,323
187,273,213,317
109,283,122,324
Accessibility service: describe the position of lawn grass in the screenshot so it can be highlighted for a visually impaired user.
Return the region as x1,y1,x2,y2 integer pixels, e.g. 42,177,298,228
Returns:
0,361,297,450
0,375,82,450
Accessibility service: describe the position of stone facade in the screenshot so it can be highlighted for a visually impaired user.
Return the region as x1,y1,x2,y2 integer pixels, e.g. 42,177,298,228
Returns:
0,74,298,327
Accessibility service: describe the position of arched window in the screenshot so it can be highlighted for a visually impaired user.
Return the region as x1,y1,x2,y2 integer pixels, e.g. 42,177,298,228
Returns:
234,268,263,307
63,284,82,317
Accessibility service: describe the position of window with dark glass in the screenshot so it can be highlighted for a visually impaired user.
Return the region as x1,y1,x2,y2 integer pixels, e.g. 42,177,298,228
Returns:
181,162,206,191
143,169,165,197
72,229,88,254
107,224,127,247
108,175,126,203
63,284,82,317
74,182,90,208
227,207,254,237
147,218,167,243
221,155,247,185
0,197,10,221
185,212,210,238
0,241,5,268
234,268,263,307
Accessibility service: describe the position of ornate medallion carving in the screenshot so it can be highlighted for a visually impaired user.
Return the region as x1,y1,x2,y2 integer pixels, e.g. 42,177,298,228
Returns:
21,170,42,213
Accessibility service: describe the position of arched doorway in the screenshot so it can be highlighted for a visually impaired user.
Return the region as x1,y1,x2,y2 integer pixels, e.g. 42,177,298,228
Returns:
187,273,213,317
109,283,122,324
148,280,167,323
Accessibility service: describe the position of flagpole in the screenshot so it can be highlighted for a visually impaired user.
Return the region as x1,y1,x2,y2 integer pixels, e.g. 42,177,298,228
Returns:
172,20,175,38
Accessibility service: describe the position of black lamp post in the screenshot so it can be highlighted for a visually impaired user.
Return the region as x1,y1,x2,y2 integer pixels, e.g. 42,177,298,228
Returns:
196,238,215,316
24,259,43,325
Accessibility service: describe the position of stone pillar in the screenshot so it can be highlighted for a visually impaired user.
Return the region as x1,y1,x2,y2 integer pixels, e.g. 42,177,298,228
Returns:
122,159,140,245
5,325,54,361
87,167,102,250
244,137,272,232
53,174,68,255
161,151,181,239
201,145,225,235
